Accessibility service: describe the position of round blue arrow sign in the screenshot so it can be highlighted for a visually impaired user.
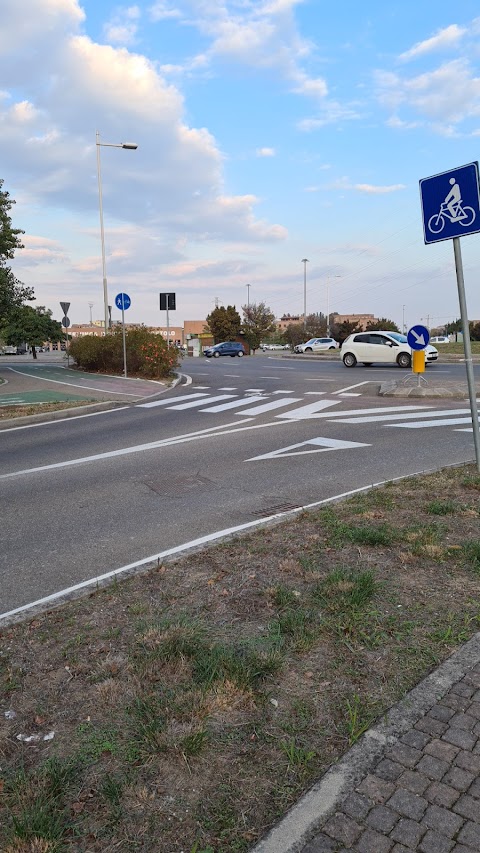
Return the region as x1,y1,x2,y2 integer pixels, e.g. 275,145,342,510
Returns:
115,292,131,311
407,325,430,350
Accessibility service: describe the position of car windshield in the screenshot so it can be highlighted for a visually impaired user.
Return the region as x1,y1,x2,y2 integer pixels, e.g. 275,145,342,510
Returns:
304,339,317,345
388,333,408,343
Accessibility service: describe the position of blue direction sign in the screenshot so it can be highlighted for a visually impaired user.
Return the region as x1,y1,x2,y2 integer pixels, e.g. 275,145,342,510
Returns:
420,162,480,244
115,292,131,311
407,325,430,351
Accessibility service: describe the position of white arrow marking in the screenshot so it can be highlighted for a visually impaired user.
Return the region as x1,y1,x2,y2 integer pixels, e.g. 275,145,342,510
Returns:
246,436,370,461
412,330,426,346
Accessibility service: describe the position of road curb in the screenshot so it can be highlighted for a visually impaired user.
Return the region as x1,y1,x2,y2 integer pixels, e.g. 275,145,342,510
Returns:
0,400,129,429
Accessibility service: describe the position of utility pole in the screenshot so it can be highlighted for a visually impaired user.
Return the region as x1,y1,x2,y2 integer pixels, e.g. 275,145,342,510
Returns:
402,305,406,333
88,302,94,326
246,283,251,308
301,259,309,329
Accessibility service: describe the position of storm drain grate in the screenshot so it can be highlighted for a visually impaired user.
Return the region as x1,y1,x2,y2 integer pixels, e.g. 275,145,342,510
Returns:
251,502,302,518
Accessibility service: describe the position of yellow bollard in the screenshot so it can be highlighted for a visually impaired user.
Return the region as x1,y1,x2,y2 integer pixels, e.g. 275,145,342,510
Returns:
412,350,425,373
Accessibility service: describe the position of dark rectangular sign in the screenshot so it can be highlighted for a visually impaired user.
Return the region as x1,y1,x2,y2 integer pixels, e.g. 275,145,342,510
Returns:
159,292,176,311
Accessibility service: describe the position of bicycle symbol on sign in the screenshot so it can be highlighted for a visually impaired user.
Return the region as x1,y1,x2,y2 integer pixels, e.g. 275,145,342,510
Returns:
428,177,476,234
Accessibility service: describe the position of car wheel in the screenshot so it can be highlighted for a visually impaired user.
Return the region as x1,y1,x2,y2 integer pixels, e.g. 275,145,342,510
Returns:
305,347,312,352
237,350,244,357
214,351,220,358
343,352,357,368
362,362,373,366
397,352,411,368
328,346,336,350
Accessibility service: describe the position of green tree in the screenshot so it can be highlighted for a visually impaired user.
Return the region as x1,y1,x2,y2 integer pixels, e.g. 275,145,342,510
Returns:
205,305,242,343
2,305,63,358
365,318,400,332
329,320,362,345
242,302,276,352
282,323,306,349
305,312,327,337
0,179,33,326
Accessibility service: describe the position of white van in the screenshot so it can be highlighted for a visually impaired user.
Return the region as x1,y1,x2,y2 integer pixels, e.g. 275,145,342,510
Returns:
430,336,450,344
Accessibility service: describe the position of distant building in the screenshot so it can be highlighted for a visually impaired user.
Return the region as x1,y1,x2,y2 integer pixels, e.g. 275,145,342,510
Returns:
277,314,302,331
330,313,377,331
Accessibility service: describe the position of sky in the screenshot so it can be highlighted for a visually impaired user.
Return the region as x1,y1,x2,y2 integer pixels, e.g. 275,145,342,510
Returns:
2,0,480,332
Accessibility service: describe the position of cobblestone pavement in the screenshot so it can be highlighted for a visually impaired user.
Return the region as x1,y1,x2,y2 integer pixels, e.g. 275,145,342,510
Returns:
252,637,480,853
304,663,480,853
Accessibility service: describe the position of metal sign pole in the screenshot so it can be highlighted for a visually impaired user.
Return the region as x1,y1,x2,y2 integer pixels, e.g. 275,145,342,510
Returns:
453,237,480,472
122,302,127,378
166,305,170,347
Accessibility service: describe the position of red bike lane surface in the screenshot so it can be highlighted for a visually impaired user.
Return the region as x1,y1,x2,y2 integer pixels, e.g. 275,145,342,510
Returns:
0,364,169,402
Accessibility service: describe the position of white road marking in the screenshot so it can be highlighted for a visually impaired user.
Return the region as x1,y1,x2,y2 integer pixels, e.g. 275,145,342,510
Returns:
333,381,372,395
200,395,265,412
138,392,209,408
236,398,302,416
338,392,361,397
305,391,327,396
272,390,294,394
218,387,237,390
168,394,235,410
247,436,370,461
336,408,471,425
244,388,264,392
389,417,473,429
0,419,254,478
277,403,432,421
7,368,142,397
304,378,336,382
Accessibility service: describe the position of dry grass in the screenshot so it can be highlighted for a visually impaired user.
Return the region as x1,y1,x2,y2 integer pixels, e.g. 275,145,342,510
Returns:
0,402,92,420
1,465,479,852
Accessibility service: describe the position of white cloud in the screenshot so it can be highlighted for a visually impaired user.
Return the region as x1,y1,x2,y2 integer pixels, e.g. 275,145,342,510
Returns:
256,147,276,157
376,59,480,128
354,183,405,194
399,24,466,62
148,1,183,21
104,6,142,46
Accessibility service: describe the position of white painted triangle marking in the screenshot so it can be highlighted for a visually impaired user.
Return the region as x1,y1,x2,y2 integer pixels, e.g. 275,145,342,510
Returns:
247,436,370,461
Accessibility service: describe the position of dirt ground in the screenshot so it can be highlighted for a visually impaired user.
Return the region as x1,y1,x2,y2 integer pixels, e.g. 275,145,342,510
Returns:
1,464,480,852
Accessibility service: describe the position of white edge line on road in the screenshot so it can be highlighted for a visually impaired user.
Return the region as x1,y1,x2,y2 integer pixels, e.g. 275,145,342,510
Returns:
6,367,141,397
0,406,131,434
0,469,437,626
0,417,258,477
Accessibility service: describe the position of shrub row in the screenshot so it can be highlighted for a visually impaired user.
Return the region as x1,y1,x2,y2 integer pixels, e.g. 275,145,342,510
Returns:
68,328,181,378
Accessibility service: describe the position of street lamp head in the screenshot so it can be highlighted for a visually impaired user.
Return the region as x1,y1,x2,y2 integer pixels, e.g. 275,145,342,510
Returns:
121,142,138,150
301,258,309,263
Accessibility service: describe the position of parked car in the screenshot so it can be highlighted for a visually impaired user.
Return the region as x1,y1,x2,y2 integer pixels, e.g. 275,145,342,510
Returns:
341,331,438,368
430,336,450,344
294,337,339,353
204,341,245,358
261,343,290,351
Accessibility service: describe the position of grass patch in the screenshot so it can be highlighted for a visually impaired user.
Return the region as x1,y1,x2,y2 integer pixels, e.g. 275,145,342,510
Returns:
1,464,480,851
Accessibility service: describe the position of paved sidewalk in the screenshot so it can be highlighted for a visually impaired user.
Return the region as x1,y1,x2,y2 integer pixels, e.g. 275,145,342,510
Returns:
252,635,480,853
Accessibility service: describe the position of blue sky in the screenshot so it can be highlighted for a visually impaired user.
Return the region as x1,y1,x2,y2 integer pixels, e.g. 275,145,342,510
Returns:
2,0,480,331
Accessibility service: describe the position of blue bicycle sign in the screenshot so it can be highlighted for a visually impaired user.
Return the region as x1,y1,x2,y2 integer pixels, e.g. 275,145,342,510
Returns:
420,162,480,244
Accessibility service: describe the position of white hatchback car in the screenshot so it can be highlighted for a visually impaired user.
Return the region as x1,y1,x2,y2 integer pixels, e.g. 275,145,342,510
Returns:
294,337,339,353
341,331,438,368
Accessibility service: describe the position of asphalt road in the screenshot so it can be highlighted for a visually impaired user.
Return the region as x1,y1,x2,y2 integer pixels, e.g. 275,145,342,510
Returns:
1,355,478,617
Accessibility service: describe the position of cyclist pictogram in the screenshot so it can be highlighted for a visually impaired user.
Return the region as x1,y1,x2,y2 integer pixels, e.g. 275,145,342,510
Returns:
419,162,480,244
427,177,476,234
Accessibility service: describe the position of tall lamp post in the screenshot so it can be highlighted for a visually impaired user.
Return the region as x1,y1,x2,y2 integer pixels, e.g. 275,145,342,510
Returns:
246,283,251,308
96,131,138,336
326,275,341,336
301,259,309,329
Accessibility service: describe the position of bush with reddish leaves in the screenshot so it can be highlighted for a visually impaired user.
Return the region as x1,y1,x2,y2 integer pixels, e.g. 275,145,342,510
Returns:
69,327,181,378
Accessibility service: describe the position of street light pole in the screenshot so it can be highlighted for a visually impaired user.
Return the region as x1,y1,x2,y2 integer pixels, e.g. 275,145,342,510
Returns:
246,283,251,308
301,259,309,329
95,131,138,336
